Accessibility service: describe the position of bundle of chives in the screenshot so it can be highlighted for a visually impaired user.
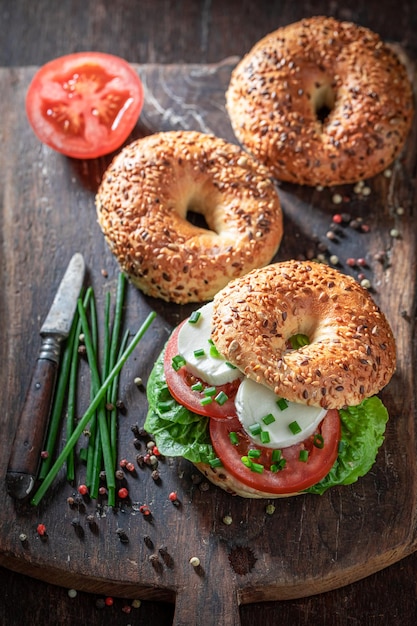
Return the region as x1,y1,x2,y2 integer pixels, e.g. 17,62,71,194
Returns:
30,308,156,507
32,271,155,507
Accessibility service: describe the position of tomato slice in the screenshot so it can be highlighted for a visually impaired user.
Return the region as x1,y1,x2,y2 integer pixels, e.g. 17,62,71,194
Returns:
164,321,240,419
209,410,341,494
26,52,144,159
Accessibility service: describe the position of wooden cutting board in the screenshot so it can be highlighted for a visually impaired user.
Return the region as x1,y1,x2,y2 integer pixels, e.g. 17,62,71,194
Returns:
0,56,416,626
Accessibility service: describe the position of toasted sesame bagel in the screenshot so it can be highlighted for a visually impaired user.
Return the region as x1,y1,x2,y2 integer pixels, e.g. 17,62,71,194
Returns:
211,260,396,409
96,130,283,303
226,16,414,186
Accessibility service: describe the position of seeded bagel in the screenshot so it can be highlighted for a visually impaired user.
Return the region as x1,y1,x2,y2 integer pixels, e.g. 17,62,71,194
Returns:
96,130,283,303
226,16,414,186
211,260,396,409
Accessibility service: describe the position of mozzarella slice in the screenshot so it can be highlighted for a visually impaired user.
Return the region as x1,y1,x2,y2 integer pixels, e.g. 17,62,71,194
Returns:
235,377,327,449
177,302,243,386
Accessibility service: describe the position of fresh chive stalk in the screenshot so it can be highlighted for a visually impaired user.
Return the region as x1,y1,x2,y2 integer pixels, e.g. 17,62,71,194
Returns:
38,288,91,481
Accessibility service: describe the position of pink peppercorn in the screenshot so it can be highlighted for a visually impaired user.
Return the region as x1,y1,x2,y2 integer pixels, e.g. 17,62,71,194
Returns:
118,487,129,499
104,596,114,607
139,504,151,516
77,484,88,496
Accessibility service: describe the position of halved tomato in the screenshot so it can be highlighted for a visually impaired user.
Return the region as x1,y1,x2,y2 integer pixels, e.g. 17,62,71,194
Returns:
210,411,341,494
26,52,144,159
164,321,240,420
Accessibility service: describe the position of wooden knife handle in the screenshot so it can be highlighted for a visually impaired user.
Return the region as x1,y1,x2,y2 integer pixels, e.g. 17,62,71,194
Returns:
6,356,59,500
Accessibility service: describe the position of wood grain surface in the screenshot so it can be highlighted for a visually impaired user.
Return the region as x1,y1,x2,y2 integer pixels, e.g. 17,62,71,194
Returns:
0,54,416,625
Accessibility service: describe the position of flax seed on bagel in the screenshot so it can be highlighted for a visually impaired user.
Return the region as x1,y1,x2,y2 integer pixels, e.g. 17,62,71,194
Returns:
226,16,414,186
96,130,283,303
211,260,396,410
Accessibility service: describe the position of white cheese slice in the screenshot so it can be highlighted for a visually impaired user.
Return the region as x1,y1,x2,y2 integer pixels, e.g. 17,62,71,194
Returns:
235,377,327,449
177,301,243,386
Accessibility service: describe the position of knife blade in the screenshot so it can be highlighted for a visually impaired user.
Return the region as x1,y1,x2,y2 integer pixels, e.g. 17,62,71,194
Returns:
6,252,85,500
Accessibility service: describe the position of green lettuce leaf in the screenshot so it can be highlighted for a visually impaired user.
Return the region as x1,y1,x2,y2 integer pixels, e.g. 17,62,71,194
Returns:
145,343,390,493
144,346,215,464
305,396,389,494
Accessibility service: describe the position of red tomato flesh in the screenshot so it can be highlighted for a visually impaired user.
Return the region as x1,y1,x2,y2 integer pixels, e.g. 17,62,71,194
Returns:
164,321,240,420
210,410,341,494
26,52,144,159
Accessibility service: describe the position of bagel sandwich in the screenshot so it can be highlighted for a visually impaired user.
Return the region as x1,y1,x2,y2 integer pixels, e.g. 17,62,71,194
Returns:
144,261,396,498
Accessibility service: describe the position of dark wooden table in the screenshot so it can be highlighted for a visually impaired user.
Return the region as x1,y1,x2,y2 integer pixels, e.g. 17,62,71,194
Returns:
1,1,416,624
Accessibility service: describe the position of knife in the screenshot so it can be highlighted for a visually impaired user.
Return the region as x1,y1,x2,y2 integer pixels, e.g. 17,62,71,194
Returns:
6,253,85,500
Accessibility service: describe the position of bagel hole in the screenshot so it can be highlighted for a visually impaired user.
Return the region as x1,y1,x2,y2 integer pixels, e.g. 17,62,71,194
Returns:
313,83,335,124
186,209,211,231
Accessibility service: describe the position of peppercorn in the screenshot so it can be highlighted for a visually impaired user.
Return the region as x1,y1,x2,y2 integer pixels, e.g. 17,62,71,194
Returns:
71,519,85,539
86,515,98,533
139,504,152,518
151,469,160,482
159,546,174,568
36,523,47,537
116,528,129,543
116,399,127,414
77,484,89,496
136,454,145,468
168,491,179,505
118,487,129,500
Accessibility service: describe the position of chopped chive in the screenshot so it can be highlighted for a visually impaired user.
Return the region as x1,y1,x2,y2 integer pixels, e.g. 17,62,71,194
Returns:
271,457,287,472
249,423,262,436
172,354,186,371
191,381,204,392
215,390,228,405
289,420,302,435
262,413,276,425
204,386,217,397
188,310,201,324
299,449,309,462
248,449,261,458
271,449,282,462
289,333,310,349
314,433,325,449
193,348,205,358
260,431,271,444
225,362,237,369
209,345,221,358
241,456,252,468
229,432,239,445
250,462,264,474
209,457,222,468
276,397,288,411
200,396,213,406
